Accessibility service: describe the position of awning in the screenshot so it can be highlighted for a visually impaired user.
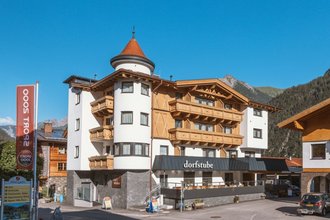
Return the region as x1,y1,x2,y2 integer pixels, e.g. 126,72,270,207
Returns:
153,155,290,172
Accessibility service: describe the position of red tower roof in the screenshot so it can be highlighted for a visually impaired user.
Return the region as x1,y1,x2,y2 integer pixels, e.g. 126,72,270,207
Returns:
120,37,146,58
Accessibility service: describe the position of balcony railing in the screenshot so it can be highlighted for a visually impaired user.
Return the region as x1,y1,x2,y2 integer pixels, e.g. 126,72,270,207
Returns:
169,100,243,123
91,96,114,117
89,155,114,170
168,128,243,147
89,125,113,142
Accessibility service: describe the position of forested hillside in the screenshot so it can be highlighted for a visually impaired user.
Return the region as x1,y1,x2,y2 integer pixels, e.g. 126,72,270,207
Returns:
266,70,330,157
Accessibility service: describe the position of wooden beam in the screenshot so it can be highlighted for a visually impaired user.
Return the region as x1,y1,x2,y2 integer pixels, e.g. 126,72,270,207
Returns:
293,120,304,130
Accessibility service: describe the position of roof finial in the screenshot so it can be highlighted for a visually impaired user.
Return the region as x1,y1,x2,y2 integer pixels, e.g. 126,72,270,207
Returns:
132,26,136,39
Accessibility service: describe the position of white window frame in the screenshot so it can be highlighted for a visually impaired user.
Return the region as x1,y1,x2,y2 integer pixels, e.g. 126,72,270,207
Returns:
253,128,262,139
140,112,149,126
74,146,79,158
75,118,80,131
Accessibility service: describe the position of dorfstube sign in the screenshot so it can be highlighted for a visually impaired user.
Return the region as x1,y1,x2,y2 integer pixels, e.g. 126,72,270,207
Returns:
183,160,214,169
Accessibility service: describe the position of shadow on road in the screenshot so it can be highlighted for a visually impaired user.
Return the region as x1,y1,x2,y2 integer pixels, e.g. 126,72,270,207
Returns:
38,207,138,220
276,206,299,217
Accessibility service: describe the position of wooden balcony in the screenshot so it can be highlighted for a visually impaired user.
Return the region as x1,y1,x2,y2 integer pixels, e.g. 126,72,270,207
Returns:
169,100,243,123
169,128,243,148
89,125,113,142
89,155,114,170
91,96,114,117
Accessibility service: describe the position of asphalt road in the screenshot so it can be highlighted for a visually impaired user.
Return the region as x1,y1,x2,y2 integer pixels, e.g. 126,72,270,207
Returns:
38,198,330,220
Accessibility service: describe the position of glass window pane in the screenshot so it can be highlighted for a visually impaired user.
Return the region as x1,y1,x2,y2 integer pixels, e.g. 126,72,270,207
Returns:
123,143,131,155
135,144,143,155
160,145,168,155
122,112,133,124
140,113,148,126
145,144,149,156
141,83,149,96
122,82,133,93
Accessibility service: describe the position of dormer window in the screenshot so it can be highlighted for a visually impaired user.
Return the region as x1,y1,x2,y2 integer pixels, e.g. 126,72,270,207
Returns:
224,104,232,110
195,97,214,106
122,82,134,93
253,108,262,117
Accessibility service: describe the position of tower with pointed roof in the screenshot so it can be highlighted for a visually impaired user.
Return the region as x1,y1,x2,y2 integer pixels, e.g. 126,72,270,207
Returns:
110,34,155,75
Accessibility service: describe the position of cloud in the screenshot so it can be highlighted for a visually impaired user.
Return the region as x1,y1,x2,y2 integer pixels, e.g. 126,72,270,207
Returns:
0,117,15,126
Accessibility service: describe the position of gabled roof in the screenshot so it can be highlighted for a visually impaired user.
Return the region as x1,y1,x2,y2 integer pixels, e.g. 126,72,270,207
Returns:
278,98,330,130
176,78,250,104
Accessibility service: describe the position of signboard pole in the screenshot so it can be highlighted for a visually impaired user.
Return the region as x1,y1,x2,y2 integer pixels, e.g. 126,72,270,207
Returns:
1,179,4,219
32,82,39,220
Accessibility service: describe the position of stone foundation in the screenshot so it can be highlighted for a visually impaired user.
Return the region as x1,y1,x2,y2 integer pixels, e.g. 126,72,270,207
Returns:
301,172,329,196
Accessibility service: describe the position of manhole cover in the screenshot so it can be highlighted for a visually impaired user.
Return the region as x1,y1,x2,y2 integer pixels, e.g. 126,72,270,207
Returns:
210,216,221,219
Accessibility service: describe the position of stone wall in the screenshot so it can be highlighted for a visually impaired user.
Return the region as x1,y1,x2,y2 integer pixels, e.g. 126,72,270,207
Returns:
126,171,150,207
48,176,67,194
301,172,329,196
66,170,74,205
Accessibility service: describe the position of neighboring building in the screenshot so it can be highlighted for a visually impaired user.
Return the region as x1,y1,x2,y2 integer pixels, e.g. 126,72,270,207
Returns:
64,35,278,208
37,122,67,197
278,98,330,196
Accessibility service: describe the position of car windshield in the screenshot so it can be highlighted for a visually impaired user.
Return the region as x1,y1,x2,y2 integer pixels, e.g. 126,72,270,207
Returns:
302,195,321,203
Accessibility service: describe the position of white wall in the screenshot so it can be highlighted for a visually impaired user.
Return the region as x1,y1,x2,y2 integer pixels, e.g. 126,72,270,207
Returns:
240,107,268,154
303,141,330,169
67,89,100,171
115,63,151,75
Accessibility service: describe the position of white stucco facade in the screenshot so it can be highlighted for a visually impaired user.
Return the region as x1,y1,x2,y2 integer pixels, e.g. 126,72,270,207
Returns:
67,89,100,171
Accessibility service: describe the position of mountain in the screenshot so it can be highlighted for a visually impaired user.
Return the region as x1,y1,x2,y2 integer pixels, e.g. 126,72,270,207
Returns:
0,126,15,143
255,87,285,98
266,70,330,157
0,118,68,139
220,75,280,103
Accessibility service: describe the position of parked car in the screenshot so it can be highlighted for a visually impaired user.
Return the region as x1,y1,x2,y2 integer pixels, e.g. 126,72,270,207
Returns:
298,193,330,216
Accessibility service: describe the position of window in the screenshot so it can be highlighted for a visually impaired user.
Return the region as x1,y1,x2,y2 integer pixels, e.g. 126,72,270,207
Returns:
140,113,149,126
114,144,120,156
175,120,182,128
195,123,214,132
160,174,168,188
75,93,80,105
224,126,232,134
122,143,131,155
135,143,143,155
311,144,326,159
75,118,80,131
141,83,149,96
145,144,149,156
74,146,79,158
122,81,134,93
106,145,111,155
253,128,262,139
203,172,212,186
121,111,133,124
253,108,262,117
105,117,113,126
184,172,195,186
58,146,66,155
225,173,234,183
245,151,255,158
203,149,216,157
224,104,232,110
195,97,214,106
180,146,185,156
228,150,237,158
160,145,168,155
58,163,67,171
175,93,183,100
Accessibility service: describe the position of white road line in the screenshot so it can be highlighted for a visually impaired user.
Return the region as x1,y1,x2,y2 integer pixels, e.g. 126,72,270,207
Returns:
250,213,257,220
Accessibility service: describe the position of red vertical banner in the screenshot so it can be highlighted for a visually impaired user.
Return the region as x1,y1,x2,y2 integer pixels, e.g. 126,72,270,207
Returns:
16,85,35,170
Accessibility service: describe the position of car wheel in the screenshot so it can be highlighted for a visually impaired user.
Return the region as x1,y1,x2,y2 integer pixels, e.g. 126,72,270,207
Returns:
322,208,327,216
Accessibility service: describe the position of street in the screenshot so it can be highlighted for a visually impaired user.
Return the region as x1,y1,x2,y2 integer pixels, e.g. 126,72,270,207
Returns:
38,197,330,220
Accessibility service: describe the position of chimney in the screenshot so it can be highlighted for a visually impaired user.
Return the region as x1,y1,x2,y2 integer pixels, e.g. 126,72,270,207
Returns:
44,122,53,133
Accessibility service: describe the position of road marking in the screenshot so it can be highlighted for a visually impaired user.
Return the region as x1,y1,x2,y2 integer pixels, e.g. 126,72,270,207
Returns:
250,213,257,220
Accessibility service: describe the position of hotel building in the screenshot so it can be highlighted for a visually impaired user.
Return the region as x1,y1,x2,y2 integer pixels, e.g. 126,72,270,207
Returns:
64,35,278,208
278,98,330,196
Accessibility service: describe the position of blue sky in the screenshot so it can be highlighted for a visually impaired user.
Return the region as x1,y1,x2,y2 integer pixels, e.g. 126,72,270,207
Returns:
1,0,330,124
